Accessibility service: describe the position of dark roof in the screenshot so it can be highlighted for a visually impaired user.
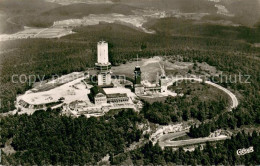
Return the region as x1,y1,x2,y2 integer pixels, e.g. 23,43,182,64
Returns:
135,66,141,71
91,86,106,96
91,86,128,99
106,93,128,98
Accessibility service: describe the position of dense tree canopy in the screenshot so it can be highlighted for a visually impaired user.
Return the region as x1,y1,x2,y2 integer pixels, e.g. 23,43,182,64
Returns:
141,94,228,125
130,131,260,165
1,108,142,165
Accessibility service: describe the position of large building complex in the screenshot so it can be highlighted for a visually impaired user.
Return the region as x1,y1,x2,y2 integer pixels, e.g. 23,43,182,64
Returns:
15,41,169,116
91,40,168,106
92,41,130,105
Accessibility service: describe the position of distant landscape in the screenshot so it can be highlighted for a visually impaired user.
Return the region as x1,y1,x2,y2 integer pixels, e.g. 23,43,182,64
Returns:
0,0,259,35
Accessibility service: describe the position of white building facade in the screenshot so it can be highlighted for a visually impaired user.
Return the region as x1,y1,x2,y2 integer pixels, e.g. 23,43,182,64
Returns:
95,41,112,86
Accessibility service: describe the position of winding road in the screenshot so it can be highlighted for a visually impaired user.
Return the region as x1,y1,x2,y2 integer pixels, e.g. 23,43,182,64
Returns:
159,130,229,148
157,77,238,147
168,77,239,111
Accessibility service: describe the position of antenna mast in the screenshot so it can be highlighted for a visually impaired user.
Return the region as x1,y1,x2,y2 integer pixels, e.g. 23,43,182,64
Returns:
137,54,139,67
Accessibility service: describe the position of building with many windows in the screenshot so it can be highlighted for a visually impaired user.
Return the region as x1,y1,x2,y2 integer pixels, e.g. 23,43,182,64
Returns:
95,41,112,86
90,86,130,105
91,41,131,105
107,93,129,103
94,93,107,105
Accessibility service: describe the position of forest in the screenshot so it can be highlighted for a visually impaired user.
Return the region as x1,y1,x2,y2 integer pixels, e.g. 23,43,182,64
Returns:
1,108,143,165
141,94,228,125
188,105,260,138
0,18,260,165
130,131,260,165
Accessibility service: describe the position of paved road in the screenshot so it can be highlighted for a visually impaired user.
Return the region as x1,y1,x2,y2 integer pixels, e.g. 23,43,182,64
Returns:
156,77,238,148
159,130,229,147
159,130,188,142
168,77,239,111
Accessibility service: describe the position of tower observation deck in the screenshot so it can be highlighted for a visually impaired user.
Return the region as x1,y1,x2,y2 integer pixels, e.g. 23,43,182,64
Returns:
95,41,112,86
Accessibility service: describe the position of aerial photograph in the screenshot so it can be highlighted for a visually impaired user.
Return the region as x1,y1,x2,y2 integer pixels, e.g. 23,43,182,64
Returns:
0,0,259,165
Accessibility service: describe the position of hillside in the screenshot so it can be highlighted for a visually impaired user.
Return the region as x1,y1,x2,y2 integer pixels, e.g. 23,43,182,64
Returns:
0,1,260,165
145,18,260,43
116,0,260,27
0,22,259,165
0,22,259,113
0,0,137,33
25,3,137,27
0,0,60,33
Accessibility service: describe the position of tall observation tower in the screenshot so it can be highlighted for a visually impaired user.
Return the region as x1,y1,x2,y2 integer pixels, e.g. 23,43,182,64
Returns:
95,41,112,86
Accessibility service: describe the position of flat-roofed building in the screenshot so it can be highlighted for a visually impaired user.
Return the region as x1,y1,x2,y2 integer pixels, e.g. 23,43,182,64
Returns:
94,93,107,105
91,86,130,105
107,93,129,103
